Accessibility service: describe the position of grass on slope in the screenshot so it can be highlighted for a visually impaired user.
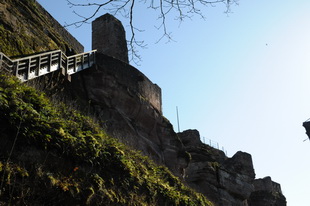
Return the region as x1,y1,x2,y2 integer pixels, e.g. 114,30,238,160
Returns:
0,73,213,206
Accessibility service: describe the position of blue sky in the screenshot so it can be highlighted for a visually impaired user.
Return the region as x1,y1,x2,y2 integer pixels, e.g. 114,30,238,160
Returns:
38,0,310,205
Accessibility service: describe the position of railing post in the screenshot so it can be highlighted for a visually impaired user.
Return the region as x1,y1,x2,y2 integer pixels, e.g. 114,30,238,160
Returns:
93,51,96,65
86,53,89,67
58,52,61,71
37,55,41,76
61,52,66,76
74,57,77,73
14,62,18,77
27,59,31,81
81,54,84,70
49,53,52,72
65,53,68,75
60,53,63,74
66,55,69,75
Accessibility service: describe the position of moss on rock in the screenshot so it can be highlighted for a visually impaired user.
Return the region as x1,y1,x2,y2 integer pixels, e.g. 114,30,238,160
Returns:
0,0,81,57
0,73,213,205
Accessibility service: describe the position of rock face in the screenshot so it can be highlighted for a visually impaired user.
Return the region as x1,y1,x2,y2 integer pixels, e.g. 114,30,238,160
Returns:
65,56,286,205
37,13,286,206
68,53,185,177
92,14,129,63
0,0,83,57
179,130,253,205
248,177,287,206
178,130,286,206
1,3,287,205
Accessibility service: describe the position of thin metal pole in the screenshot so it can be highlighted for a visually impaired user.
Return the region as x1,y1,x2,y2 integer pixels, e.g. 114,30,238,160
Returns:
176,106,180,133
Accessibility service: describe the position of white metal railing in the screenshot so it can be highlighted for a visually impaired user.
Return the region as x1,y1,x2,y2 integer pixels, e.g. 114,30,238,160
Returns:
0,50,96,82
0,52,14,73
202,136,228,156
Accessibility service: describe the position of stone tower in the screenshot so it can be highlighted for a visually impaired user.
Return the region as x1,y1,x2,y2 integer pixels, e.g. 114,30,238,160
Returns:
92,14,129,63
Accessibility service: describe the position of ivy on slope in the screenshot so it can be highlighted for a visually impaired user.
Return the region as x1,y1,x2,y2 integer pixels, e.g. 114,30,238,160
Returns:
0,73,213,206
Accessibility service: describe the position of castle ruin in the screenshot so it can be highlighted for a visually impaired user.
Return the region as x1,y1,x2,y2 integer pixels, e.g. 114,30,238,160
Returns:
92,14,129,63
91,14,162,114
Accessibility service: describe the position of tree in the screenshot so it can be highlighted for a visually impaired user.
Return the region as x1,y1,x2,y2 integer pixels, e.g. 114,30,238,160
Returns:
65,0,238,64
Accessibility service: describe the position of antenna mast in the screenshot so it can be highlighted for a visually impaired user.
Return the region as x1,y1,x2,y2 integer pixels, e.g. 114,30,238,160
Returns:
176,106,180,133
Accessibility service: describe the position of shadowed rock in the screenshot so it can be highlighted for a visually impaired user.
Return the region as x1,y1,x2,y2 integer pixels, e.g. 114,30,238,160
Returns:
92,14,129,63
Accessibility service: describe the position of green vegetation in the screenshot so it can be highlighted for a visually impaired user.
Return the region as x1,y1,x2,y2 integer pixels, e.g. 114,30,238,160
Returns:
0,0,70,57
0,73,213,205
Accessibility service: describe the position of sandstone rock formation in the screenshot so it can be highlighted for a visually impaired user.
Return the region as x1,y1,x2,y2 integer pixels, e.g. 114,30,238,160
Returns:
68,53,186,177
32,12,286,206
1,2,287,204
60,54,285,205
0,0,83,56
249,177,287,206
178,129,286,205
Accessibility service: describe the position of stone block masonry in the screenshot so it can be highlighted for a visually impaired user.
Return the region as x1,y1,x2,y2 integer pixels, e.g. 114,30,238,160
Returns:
91,14,161,113
92,14,129,63
86,53,162,114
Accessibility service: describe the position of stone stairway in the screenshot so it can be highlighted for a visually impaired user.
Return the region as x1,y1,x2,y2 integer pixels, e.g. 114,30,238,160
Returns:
0,50,96,82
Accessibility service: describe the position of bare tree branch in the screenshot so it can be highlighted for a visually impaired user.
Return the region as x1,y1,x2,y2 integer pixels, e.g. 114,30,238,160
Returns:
65,0,114,27
65,0,239,64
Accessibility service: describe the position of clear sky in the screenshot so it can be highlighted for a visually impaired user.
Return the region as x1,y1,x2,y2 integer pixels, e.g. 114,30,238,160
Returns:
38,0,310,205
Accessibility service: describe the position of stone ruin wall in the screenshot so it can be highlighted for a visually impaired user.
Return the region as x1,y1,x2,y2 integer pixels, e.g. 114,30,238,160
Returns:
91,14,162,113
139,81,162,114
92,14,129,63
35,2,84,54
33,8,162,113
93,54,162,114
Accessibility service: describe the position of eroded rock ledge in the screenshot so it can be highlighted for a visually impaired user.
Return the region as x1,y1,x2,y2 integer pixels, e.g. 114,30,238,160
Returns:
178,129,286,205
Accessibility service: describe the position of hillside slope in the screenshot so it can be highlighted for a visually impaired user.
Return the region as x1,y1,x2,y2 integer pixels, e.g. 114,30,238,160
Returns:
0,73,212,205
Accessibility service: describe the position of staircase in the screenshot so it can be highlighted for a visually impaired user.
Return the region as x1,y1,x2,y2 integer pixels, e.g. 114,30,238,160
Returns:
0,50,97,82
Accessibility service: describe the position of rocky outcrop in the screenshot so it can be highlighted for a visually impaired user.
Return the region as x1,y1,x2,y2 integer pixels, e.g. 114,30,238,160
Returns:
62,55,286,205
65,53,186,178
178,129,286,206
248,177,286,206
0,0,83,57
